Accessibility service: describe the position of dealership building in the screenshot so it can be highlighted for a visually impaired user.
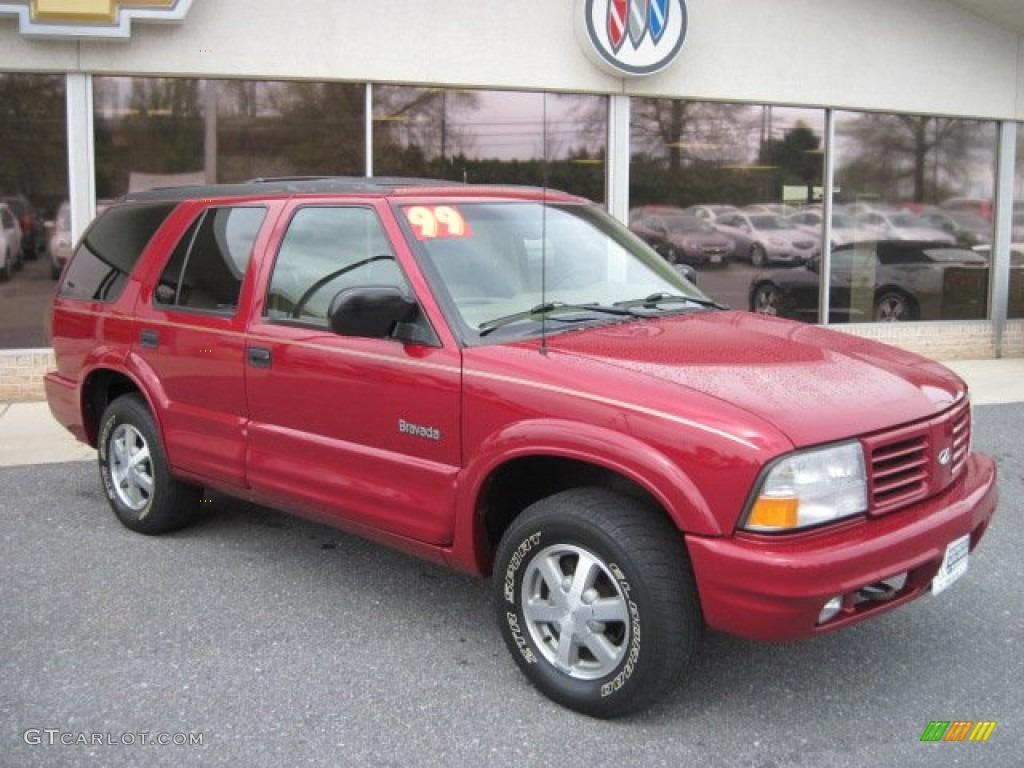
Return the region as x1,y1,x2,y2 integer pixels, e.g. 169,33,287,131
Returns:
0,0,1022,401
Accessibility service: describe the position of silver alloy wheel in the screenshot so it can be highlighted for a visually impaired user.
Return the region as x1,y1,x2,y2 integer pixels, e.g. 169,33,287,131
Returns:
108,423,154,512
521,543,630,680
875,293,910,321
753,284,779,315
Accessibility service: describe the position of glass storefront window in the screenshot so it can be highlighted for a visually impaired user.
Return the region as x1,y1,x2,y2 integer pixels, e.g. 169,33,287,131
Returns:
1011,126,1024,318
93,77,366,198
629,99,825,318
832,111,998,323
373,87,607,202
0,74,69,348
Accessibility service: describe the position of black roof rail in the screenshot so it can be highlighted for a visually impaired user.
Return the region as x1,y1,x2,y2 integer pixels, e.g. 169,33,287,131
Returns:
117,176,465,204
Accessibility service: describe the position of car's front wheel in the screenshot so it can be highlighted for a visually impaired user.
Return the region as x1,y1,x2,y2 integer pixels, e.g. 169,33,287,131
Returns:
98,394,201,534
494,488,699,718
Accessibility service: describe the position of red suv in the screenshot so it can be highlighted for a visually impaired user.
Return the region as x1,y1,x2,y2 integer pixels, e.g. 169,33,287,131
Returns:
46,178,998,717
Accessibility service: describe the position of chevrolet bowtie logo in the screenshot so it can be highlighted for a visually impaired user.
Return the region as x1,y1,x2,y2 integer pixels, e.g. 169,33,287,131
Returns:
1,0,192,38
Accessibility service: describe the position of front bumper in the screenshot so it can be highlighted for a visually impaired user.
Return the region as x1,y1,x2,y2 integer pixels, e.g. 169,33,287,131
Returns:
687,452,997,641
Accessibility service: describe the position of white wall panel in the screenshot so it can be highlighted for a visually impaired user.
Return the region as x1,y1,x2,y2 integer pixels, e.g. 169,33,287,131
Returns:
0,0,1020,118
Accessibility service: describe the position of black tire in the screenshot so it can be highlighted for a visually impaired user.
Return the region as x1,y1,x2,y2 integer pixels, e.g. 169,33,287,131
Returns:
874,290,916,322
750,243,767,267
493,487,700,718
0,250,9,281
750,282,784,316
98,394,201,534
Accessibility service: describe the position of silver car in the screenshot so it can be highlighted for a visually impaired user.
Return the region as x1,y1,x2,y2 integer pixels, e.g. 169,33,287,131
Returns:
0,202,23,281
714,211,820,266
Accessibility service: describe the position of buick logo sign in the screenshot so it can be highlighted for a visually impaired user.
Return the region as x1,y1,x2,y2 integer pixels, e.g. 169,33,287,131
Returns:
575,0,688,77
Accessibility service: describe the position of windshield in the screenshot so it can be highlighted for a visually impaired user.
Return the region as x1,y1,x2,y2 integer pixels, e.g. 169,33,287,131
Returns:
402,201,711,342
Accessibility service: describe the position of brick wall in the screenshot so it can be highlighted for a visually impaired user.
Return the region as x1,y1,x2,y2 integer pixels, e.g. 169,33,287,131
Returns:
0,349,55,402
2,322,1022,403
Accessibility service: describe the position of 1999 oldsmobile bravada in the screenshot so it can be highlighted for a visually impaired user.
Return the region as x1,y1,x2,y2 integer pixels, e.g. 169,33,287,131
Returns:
46,179,998,717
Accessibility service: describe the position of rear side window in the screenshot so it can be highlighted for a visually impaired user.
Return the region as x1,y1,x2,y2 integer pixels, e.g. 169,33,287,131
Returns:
155,206,267,314
58,202,177,302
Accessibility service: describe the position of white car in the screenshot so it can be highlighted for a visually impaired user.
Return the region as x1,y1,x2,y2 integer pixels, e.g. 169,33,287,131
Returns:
853,210,955,243
0,202,24,281
714,211,820,266
49,202,72,280
787,210,879,247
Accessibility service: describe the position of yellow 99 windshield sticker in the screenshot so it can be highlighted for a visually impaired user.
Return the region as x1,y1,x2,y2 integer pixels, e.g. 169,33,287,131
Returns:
404,206,473,240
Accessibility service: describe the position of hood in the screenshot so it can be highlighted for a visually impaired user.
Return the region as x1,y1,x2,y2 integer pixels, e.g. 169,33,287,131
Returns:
543,311,964,447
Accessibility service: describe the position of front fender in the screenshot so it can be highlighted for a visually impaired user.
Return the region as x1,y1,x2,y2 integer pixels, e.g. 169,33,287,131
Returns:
445,418,722,576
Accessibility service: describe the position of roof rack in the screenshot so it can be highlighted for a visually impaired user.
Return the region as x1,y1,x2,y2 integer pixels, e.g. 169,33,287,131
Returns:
119,176,464,203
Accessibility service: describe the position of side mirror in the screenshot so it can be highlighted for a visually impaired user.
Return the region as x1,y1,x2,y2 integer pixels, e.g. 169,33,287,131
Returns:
673,264,698,284
327,286,419,339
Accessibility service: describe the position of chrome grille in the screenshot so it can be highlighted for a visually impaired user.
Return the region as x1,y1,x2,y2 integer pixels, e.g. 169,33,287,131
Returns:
869,435,928,511
862,399,971,516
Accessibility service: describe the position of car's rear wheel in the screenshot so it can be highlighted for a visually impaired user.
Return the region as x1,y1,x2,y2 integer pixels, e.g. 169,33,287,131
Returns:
751,283,783,316
494,487,699,718
98,394,201,534
874,290,916,321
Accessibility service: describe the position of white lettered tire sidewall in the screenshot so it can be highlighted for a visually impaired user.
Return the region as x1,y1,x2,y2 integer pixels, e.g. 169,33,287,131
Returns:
494,488,698,718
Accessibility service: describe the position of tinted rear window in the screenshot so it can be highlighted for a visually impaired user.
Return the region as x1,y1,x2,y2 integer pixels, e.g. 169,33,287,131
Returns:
58,202,177,302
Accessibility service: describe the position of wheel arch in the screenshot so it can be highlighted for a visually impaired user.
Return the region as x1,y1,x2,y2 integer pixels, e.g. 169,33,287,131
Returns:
451,422,719,576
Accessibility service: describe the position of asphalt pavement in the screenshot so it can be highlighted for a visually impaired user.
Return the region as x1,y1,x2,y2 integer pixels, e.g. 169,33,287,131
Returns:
0,360,1022,767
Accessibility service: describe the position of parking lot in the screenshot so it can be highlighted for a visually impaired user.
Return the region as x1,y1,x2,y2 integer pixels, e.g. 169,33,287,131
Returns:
1,403,1021,768
0,254,55,348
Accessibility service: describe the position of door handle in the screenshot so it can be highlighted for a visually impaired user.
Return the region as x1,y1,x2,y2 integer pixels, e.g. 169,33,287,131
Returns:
140,329,159,349
247,346,272,368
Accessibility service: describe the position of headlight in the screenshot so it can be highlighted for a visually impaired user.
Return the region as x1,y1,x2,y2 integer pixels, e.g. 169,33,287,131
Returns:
742,441,867,532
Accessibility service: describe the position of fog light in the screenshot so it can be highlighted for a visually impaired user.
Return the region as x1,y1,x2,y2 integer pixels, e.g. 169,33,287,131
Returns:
818,596,843,625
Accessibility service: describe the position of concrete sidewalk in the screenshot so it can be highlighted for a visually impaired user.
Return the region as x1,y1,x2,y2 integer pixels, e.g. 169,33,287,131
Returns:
1,358,1021,468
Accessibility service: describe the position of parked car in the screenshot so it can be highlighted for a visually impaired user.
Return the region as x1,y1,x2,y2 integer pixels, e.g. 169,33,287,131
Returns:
629,206,735,267
941,196,992,221
46,179,997,718
683,203,737,222
714,210,820,266
853,210,956,244
749,240,990,323
919,210,992,248
49,202,73,280
744,202,798,217
0,193,45,260
0,202,24,280
787,210,877,247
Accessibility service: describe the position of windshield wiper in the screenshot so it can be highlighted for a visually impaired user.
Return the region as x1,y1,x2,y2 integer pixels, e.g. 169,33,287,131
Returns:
614,292,727,311
477,301,636,337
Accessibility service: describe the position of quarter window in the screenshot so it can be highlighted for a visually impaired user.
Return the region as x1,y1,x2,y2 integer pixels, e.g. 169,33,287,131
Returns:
155,206,267,313
266,207,406,325
59,202,177,302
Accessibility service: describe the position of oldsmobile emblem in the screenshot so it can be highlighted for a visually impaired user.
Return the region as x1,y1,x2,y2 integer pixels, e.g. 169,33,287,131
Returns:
576,0,687,77
0,0,192,39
